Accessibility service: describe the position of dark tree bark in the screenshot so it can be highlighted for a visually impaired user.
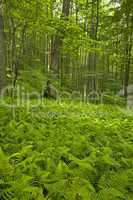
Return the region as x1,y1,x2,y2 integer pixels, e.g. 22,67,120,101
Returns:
62,0,71,18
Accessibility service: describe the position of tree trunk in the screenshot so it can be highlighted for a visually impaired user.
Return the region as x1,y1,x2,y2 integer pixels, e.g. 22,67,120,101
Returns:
50,0,71,74
88,0,99,92
0,3,6,94
123,15,133,99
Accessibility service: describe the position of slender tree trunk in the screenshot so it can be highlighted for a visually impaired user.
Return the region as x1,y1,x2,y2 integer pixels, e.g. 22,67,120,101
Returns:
50,0,71,74
0,3,6,94
88,0,99,92
124,41,132,98
123,15,133,99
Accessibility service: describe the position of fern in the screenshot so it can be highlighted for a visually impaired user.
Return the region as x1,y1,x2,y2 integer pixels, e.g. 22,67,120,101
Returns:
0,102,133,199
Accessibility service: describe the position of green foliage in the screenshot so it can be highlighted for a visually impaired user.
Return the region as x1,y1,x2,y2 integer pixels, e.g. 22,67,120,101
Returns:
102,93,125,106
0,101,133,199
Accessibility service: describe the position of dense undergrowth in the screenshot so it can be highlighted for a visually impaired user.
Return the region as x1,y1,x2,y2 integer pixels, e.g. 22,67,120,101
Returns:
0,101,133,200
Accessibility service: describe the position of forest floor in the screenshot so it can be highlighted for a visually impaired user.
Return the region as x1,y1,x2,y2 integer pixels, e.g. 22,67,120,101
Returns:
0,101,133,200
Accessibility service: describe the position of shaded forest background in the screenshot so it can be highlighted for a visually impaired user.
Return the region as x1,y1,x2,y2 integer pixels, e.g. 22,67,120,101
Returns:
0,0,133,102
